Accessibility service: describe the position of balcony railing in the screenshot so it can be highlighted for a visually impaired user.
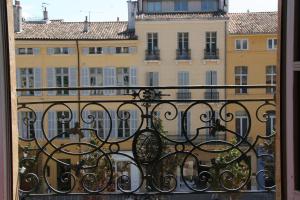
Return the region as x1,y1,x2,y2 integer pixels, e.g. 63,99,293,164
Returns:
204,90,220,100
176,49,191,60
17,85,276,198
145,49,160,60
204,48,219,60
177,91,192,100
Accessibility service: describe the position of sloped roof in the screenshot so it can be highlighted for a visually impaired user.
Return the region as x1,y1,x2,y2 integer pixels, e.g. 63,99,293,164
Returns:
15,21,136,40
228,12,278,34
136,11,228,21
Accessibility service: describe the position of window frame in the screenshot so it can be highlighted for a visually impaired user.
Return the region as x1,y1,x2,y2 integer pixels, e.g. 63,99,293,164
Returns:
235,39,249,51
267,38,278,50
235,66,248,94
55,67,69,95
266,65,277,94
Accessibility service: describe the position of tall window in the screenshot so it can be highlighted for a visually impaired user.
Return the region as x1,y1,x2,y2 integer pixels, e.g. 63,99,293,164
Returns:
20,68,34,96
201,0,219,11
147,72,159,87
267,38,278,50
116,68,130,95
118,111,130,138
147,33,158,52
235,66,248,94
205,71,218,99
236,113,249,138
147,0,161,12
205,32,217,58
235,39,248,50
206,111,217,136
116,47,129,54
57,111,70,139
178,71,190,100
55,68,69,95
175,0,188,11
266,65,276,94
19,112,35,139
91,111,105,138
178,32,189,51
89,47,102,54
266,111,276,136
178,111,191,136
90,68,103,95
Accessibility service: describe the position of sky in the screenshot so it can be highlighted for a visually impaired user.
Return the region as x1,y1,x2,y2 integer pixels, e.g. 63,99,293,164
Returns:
20,0,278,22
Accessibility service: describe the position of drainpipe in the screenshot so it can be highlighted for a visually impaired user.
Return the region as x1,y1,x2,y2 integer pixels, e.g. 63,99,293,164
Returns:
76,40,81,127
224,19,228,141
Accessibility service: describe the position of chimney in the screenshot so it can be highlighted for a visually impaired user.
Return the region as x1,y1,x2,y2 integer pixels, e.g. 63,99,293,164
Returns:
117,17,120,22
127,0,137,31
13,0,22,32
43,7,49,21
83,16,89,33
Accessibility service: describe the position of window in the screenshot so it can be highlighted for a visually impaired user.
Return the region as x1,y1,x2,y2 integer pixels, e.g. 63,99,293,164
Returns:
91,111,105,138
205,111,217,136
90,68,103,95
235,39,248,50
116,47,129,54
48,47,73,55
57,111,70,139
235,66,248,94
19,68,34,96
19,112,35,139
175,0,188,11
117,111,130,138
266,65,276,94
205,71,218,99
89,47,103,54
201,0,219,11
177,32,190,59
147,33,158,52
236,113,249,138
17,48,38,55
178,111,191,136
55,68,69,95
267,38,278,50
205,32,218,59
116,68,130,95
178,71,190,99
266,111,276,136
147,72,159,87
147,0,161,12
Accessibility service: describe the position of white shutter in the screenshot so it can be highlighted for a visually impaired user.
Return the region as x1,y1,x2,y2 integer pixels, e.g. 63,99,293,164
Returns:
130,67,137,86
81,67,90,96
47,68,56,96
83,48,89,55
178,112,182,136
206,71,212,85
130,110,138,136
70,111,78,140
18,112,25,138
33,48,40,55
35,112,43,139
103,47,110,54
110,110,116,138
153,72,159,86
47,48,54,55
110,47,116,54
68,48,75,55
129,47,137,54
103,67,116,95
82,111,91,139
48,111,56,139
34,68,42,96
16,68,21,96
212,71,217,85
15,48,19,55
69,67,78,96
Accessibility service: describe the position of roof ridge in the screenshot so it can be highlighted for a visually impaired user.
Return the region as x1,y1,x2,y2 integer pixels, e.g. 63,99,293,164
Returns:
228,11,278,14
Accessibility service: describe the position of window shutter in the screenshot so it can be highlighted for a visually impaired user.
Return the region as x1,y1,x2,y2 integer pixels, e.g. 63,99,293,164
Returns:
129,47,137,54
16,68,21,96
110,110,116,138
206,71,211,85
81,67,90,96
104,67,116,96
47,48,54,55
68,48,75,55
130,67,137,86
187,111,191,135
35,112,43,139
82,111,91,139
103,47,110,54
15,48,19,55
130,110,138,136
18,112,25,138
47,68,56,96
70,111,78,140
146,72,151,86
33,48,40,55
34,68,42,96
153,72,159,86
83,48,89,55
110,47,116,54
48,111,56,139
178,72,183,85
69,67,78,96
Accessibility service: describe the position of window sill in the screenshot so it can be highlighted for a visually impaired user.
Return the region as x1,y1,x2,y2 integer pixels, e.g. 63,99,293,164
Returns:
144,60,161,64
176,59,192,64
203,59,220,64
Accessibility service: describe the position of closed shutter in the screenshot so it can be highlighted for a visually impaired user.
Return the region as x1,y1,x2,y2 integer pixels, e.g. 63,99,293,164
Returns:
206,71,212,85
82,110,91,139
129,47,137,54
130,67,137,86
48,111,57,139
110,47,116,54
102,47,110,54
34,68,42,96
83,48,89,55
16,68,21,96
70,111,78,140
103,67,116,96
69,67,78,96
110,110,116,138
15,48,19,55
47,48,54,55
47,68,56,96
81,67,90,96
35,112,43,139
130,110,138,136
33,48,40,55
68,48,75,55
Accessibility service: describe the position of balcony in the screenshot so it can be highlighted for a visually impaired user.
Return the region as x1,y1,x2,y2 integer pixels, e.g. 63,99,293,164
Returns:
204,90,220,100
145,49,160,61
176,49,191,60
204,48,219,60
17,85,276,196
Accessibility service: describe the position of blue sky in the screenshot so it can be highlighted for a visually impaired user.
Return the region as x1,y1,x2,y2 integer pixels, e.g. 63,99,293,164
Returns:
20,0,278,22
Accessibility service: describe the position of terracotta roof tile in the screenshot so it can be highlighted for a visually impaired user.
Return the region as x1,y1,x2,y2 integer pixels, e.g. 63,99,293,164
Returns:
228,12,278,34
15,21,136,40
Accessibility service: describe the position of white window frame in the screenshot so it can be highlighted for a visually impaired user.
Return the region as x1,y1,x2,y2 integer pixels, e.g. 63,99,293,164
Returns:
56,111,71,139
178,32,189,51
17,48,34,55
117,111,130,138
236,114,249,138
235,66,248,94
89,47,103,54
147,33,158,52
55,67,69,95
19,68,35,96
266,65,276,94
205,32,217,54
267,38,278,50
235,39,249,50
116,47,129,54
89,68,103,95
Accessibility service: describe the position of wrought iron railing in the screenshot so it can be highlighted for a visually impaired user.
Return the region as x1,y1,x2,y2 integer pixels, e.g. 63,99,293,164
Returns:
17,85,276,199
145,49,160,61
204,91,219,100
204,49,219,60
176,49,191,60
